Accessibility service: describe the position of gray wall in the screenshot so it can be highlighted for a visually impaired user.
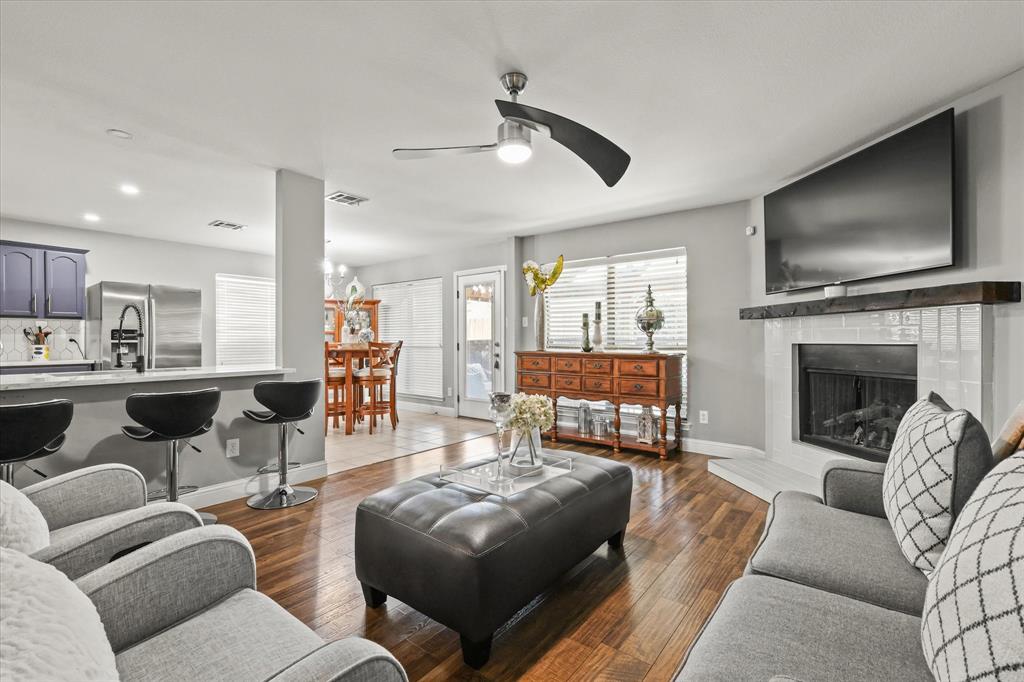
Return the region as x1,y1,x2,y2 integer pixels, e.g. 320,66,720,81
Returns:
356,201,764,450
522,201,764,449
354,239,520,411
746,68,1024,431
0,217,274,366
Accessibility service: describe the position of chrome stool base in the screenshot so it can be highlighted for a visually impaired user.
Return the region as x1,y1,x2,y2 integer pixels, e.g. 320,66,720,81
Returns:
247,485,318,510
256,461,301,474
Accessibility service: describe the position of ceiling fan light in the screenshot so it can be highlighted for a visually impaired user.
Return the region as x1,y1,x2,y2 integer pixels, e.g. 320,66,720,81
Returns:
498,140,532,164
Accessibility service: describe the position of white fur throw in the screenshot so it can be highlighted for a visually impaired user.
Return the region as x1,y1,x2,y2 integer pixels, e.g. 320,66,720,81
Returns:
0,480,49,554
0,547,119,680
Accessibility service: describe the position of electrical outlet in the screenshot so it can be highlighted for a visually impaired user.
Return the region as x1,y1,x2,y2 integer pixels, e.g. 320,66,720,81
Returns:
226,438,240,458
447,387,453,397
698,410,709,424
522,316,529,328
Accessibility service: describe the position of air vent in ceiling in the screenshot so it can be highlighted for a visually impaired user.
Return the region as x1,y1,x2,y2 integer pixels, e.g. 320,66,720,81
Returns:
208,219,246,231
325,190,368,207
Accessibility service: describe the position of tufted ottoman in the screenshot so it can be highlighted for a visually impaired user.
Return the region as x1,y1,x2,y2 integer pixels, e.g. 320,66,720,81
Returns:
354,450,632,668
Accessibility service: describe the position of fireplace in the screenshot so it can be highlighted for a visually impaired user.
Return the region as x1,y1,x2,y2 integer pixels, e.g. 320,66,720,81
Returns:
796,344,917,462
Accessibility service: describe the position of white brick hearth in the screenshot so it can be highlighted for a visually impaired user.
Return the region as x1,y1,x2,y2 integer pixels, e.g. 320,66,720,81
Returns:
710,304,993,501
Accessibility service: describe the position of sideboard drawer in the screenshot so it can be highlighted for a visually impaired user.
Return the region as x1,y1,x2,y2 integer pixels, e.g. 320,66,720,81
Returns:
553,374,582,392
583,358,612,374
619,358,660,377
554,357,583,373
619,377,660,397
518,355,551,372
518,372,551,389
583,376,613,393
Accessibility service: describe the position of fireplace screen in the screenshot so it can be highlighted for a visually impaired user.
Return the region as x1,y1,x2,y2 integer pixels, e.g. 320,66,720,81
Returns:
797,344,917,462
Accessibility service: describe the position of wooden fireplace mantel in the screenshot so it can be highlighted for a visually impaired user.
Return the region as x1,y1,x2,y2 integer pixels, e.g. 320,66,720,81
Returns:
739,281,1020,320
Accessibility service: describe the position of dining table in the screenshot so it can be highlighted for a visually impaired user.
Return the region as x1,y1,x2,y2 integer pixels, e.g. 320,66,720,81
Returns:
325,342,372,435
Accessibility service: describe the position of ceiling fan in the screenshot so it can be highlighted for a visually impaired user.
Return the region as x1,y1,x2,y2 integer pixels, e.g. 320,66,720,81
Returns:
393,72,631,187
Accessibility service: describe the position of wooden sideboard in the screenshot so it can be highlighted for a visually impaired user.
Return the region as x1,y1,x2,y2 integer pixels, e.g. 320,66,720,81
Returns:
515,350,685,459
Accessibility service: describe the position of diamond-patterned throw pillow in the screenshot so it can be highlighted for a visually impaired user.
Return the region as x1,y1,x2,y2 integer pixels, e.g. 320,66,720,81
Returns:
920,452,1024,682
883,393,990,573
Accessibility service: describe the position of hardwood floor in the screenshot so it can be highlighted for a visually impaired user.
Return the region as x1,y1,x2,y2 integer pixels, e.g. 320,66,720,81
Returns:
203,437,768,681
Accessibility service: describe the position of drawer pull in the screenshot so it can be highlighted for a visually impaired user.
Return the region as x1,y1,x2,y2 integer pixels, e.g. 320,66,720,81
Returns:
633,363,644,371
634,383,644,390
594,362,603,368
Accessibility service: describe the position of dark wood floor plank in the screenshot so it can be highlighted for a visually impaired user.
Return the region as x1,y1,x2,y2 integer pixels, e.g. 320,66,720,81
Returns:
201,438,767,681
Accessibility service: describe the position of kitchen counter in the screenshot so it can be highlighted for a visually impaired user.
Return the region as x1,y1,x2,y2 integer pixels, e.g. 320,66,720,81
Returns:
0,365,295,391
0,359,95,367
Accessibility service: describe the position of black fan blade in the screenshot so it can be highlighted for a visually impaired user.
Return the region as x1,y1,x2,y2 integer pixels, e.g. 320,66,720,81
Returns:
495,100,630,186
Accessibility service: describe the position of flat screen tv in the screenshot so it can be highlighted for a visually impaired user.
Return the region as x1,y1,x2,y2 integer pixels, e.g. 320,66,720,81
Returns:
764,108,954,294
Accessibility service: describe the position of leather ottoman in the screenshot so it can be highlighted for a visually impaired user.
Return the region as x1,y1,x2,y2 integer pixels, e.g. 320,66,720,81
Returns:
355,450,632,668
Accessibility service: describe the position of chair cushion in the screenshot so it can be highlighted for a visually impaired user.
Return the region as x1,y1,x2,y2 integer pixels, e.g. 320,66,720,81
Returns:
920,453,1024,682
0,479,49,554
115,589,323,682
883,392,993,573
747,491,928,615
0,547,118,681
353,367,390,378
677,575,932,682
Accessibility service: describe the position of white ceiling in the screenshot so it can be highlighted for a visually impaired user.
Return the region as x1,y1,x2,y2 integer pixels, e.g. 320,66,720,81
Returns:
1,1,1022,266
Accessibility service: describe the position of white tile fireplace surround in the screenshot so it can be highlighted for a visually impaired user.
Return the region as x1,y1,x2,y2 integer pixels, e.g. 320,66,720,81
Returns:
711,304,992,501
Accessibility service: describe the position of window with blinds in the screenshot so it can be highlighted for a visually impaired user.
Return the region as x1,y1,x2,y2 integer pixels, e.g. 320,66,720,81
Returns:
544,248,688,421
374,277,444,400
215,273,276,366
545,249,687,351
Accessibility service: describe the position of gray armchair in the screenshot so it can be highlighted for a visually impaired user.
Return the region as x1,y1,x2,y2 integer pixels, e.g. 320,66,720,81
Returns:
76,525,407,682
19,464,203,579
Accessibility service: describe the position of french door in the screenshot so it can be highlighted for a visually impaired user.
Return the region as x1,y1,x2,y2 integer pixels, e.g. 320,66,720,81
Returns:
455,269,505,419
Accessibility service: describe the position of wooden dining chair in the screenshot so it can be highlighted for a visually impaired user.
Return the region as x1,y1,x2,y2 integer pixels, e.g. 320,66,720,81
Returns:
324,342,347,432
354,341,401,434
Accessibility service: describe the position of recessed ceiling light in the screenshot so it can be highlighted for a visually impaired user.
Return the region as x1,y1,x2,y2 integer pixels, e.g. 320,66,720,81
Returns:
106,128,133,140
83,213,100,222
119,183,140,195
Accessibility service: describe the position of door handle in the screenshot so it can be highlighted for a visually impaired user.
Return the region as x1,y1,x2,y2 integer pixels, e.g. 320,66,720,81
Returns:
30,293,36,315
46,294,52,315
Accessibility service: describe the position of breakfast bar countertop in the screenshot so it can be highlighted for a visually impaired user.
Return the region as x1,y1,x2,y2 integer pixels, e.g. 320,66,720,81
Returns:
0,365,295,391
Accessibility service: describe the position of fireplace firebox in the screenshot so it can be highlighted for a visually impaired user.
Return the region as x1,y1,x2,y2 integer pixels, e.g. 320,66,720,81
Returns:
796,344,917,462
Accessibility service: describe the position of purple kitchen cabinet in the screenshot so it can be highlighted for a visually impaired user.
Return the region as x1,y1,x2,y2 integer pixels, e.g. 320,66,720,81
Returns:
44,249,86,318
0,243,43,317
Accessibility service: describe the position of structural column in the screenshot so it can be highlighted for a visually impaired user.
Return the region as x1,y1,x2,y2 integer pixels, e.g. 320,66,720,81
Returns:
275,169,325,465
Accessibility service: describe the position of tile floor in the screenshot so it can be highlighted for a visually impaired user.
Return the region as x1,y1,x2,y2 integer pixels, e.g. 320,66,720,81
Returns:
324,411,494,475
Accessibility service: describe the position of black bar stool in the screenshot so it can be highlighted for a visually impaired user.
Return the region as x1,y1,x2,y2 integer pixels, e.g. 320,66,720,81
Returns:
243,379,322,510
0,399,73,484
122,387,220,524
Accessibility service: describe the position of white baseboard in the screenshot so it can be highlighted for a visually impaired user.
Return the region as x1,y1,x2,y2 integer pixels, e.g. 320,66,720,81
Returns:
681,437,765,460
177,461,329,510
397,400,456,418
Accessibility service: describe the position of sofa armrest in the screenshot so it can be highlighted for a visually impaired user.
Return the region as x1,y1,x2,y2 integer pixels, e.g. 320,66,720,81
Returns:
266,639,408,682
76,525,256,652
30,502,202,580
820,459,887,518
23,464,147,530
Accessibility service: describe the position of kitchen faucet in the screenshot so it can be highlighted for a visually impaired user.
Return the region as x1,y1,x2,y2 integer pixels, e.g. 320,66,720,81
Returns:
115,303,146,373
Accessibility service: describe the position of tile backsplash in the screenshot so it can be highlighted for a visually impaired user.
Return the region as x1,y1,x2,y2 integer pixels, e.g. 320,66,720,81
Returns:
0,318,86,361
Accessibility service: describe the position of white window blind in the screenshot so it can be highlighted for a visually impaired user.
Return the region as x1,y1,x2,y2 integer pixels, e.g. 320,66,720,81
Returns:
215,273,276,366
544,248,688,420
374,277,443,400
545,249,687,351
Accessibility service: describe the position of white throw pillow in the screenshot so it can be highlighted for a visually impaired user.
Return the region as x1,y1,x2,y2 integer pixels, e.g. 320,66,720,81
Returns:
0,546,119,681
0,480,49,554
883,393,989,573
920,452,1024,682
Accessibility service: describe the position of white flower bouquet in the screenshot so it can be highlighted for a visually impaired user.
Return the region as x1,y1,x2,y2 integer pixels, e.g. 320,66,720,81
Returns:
507,393,555,433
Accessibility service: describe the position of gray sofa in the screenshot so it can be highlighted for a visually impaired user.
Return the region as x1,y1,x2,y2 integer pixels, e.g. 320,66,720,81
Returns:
676,458,963,681
3,464,204,579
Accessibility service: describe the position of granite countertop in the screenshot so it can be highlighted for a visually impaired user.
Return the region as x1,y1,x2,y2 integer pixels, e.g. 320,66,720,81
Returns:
0,365,296,391
0,359,96,367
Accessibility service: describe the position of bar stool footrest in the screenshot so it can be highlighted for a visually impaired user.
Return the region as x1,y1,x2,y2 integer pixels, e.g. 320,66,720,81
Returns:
147,484,199,502
256,461,302,474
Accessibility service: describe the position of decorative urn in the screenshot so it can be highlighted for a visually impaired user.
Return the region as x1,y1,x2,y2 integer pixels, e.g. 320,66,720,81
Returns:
634,285,665,352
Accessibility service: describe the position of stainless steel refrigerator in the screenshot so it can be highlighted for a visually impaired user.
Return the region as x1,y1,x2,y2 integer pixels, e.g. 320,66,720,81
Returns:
87,281,202,369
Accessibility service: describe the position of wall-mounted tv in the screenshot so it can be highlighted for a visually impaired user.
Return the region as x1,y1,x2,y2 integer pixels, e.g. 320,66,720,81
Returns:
764,109,954,294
